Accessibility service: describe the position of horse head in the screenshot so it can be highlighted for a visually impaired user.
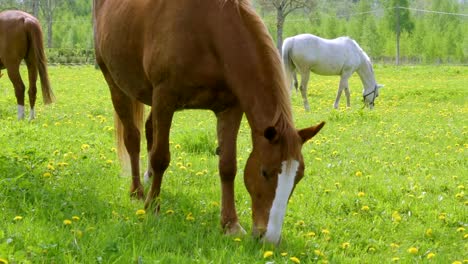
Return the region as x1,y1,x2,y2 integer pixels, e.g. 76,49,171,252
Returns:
363,84,384,109
244,121,325,244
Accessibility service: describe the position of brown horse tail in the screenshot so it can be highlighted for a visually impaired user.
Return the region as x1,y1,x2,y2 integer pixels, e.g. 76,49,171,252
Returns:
114,100,145,174
26,18,55,104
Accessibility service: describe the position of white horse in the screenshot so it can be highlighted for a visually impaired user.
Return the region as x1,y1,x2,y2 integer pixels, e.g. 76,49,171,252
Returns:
282,34,383,111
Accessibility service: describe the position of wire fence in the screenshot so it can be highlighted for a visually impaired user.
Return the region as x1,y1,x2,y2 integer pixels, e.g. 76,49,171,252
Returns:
9,5,466,66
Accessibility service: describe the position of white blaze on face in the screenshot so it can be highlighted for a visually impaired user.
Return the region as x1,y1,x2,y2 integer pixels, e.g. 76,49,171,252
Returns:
264,159,299,244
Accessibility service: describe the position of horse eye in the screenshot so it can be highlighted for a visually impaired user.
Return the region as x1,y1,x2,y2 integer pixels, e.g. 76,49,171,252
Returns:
262,169,268,179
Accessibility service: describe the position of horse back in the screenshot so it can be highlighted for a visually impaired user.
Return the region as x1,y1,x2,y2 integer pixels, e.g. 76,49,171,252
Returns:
290,34,362,75
94,0,259,110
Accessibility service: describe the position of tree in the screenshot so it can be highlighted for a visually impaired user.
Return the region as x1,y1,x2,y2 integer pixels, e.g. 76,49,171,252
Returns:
257,0,315,54
384,0,414,65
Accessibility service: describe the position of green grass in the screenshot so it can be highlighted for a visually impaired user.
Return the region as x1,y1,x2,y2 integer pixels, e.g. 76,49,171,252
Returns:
0,65,466,263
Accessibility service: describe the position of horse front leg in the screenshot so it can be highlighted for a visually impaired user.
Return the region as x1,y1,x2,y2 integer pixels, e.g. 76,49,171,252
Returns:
216,106,245,235
334,75,350,109
145,88,175,212
143,112,153,183
299,71,311,111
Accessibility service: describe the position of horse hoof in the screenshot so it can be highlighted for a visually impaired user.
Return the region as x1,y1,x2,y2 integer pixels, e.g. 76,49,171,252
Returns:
224,222,247,236
130,185,145,200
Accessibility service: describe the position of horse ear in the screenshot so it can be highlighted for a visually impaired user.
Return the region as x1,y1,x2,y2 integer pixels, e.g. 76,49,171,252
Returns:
264,126,279,143
298,121,325,144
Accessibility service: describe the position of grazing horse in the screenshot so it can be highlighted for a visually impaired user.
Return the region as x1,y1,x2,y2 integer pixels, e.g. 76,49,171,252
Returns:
0,10,54,120
282,34,383,111
93,0,325,244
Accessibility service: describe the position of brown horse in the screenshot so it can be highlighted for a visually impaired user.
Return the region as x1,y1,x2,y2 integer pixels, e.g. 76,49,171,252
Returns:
0,10,54,120
93,0,325,244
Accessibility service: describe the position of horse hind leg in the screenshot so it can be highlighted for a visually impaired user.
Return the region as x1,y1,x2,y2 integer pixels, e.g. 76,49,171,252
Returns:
6,64,26,120
299,71,311,111
216,106,246,235
25,58,38,120
100,64,144,199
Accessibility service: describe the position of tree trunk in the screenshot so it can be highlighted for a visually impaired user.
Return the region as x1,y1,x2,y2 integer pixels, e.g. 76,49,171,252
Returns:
47,14,53,48
276,7,285,55
395,5,400,65
32,0,39,17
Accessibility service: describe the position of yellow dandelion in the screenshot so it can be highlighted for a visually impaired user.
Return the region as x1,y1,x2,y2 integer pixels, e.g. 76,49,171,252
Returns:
368,247,376,253
456,227,465,233
81,144,90,151
392,257,400,262
407,247,418,254
136,209,146,216
314,249,323,256
355,171,363,177
72,229,83,238
175,144,181,149
63,219,72,225
390,243,399,250
296,220,305,226
263,251,274,258
186,213,195,221
321,229,330,235
464,234,468,239
427,252,436,259
426,228,433,237
47,163,55,171
455,192,464,199
43,172,51,178
233,237,241,242
0,258,8,264
210,201,219,207
438,213,446,221
392,211,402,222
361,205,370,211
306,231,316,237
341,242,350,249
13,216,23,221
72,216,80,221
452,261,462,264
179,166,187,171
357,192,365,197
281,252,288,256
195,172,204,176
166,209,174,214
290,256,300,263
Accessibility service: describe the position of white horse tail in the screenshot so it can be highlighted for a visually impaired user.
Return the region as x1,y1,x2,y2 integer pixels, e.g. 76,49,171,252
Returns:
281,37,298,92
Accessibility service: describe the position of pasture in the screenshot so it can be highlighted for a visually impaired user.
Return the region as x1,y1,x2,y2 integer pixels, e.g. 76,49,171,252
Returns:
0,65,466,263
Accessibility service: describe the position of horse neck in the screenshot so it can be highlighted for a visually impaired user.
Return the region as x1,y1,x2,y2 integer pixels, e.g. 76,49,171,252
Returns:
356,59,376,92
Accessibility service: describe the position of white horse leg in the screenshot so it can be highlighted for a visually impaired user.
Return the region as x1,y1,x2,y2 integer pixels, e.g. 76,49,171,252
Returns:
344,81,351,108
334,75,350,109
300,71,311,111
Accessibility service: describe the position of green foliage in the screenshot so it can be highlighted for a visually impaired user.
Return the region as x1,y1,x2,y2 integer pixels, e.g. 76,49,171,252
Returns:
0,65,466,263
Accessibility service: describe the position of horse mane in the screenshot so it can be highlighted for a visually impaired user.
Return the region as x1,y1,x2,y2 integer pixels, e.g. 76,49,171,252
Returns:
347,37,372,64
235,0,299,157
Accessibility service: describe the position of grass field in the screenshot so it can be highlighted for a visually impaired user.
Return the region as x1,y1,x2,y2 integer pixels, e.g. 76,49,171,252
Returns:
0,65,466,263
